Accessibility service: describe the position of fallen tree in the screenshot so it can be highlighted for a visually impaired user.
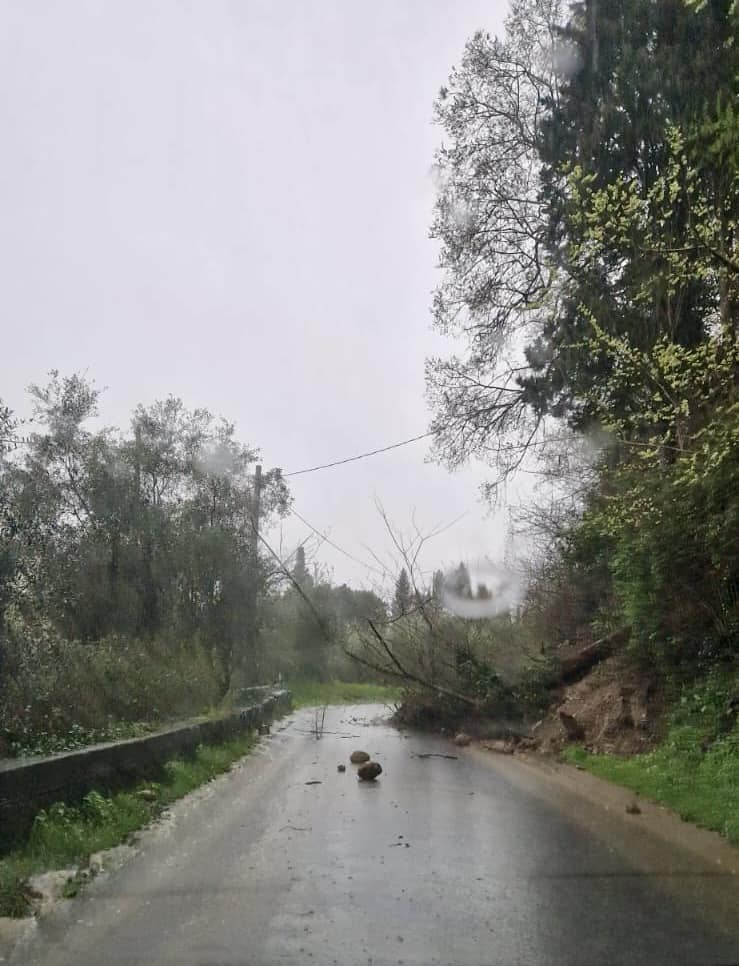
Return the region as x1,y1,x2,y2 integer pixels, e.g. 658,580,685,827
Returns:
556,628,631,686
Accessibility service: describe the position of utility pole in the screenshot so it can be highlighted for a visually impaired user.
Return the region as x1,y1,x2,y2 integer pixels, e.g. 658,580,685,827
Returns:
233,464,262,700
134,424,141,497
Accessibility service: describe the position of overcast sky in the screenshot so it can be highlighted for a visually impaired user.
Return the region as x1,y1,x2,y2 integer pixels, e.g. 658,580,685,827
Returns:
0,0,531,592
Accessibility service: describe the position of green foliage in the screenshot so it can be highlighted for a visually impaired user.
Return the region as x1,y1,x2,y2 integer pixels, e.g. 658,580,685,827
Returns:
562,670,739,842
0,859,33,918
530,0,738,418
0,629,222,757
0,374,290,699
423,0,739,702
28,792,149,865
427,0,739,464
560,327,739,674
512,656,561,716
454,649,520,715
4,721,153,760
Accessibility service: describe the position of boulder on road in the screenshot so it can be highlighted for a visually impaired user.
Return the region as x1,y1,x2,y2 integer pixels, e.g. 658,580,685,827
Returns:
357,761,382,781
350,750,370,764
484,739,515,755
454,733,472,747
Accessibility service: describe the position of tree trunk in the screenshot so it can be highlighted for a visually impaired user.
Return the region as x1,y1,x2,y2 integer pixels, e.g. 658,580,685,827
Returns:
556,627,629,685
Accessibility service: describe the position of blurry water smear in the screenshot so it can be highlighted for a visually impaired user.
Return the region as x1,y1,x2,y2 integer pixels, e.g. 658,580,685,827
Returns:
440,560,522,619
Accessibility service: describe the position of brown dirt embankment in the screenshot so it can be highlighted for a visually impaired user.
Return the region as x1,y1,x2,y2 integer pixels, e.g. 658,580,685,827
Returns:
528,655,666,756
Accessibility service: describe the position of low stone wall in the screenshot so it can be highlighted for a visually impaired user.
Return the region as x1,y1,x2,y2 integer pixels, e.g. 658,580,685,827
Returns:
0,689,291,852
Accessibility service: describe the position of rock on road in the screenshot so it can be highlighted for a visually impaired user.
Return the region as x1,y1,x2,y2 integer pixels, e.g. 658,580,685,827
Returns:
9,705,739,966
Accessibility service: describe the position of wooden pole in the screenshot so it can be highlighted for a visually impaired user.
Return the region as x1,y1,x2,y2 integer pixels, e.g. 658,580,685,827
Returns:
234,464,262,697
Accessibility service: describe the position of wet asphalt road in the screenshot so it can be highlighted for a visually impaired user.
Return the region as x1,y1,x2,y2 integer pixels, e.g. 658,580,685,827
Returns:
10,704,739,966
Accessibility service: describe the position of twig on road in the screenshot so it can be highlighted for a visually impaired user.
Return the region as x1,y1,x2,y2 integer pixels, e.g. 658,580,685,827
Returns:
293,730,361,737
411,752,459,760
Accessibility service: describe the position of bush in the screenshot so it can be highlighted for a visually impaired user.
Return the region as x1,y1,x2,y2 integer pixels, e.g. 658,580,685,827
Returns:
0,623,222,756
513,655,560,716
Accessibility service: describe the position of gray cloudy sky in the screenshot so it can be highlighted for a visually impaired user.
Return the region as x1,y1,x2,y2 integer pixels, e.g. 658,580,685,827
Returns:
1,0,527,591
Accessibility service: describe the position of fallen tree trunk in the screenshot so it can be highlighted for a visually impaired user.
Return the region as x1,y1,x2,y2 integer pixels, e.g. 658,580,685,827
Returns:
556,627,630,685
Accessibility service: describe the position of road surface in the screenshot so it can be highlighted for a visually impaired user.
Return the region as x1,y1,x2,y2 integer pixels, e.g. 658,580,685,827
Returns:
9,704,739,965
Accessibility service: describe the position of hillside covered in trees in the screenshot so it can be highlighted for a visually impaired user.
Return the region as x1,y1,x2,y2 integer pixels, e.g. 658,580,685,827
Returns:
421,0,738,683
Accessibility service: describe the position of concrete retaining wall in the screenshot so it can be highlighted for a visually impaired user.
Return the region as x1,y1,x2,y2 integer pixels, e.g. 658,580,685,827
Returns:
0,689,291,852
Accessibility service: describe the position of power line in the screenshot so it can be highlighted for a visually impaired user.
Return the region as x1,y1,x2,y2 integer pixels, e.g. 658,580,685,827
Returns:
248,517,335,644
283,427,688,479
284,431,435,477
282,393,529,478
288,506,388,579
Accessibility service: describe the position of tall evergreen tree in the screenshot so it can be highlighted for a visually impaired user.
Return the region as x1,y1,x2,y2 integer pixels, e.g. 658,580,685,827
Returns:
293,545,310,586
449,562,473,601
392,568,413,617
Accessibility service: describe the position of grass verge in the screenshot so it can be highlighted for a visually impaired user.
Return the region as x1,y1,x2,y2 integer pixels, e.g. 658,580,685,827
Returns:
0,733,256,918
289,679,403,708
562,725,739,844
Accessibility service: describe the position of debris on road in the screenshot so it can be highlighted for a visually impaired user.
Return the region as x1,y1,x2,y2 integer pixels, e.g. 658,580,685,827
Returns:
626,801,642,815
483,740,516,755
337,763,346,772
454,733,472,747
294,730,361,737
350,750,370,764
24,869,77,915
411,752,458,760
357,761,382,781
304,780,323,785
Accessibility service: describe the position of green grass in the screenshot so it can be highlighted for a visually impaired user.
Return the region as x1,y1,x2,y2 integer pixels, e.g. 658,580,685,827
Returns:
289,679,403,708
0,733,256,918
563,680,739,844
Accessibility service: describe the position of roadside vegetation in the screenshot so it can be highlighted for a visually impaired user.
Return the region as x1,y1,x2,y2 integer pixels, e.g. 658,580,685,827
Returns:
0,734,256,918
289,680,402,709
563,671,739,843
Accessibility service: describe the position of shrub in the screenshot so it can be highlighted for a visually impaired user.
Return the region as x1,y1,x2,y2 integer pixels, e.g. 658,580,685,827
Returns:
0,623,221,756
